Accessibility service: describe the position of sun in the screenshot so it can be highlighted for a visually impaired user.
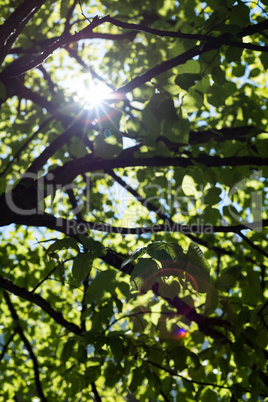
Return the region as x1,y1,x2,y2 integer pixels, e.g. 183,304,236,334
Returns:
69,75,113,108
84,81,113,107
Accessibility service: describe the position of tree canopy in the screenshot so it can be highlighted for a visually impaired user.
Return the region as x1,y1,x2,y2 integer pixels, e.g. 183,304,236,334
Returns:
0,0,268,400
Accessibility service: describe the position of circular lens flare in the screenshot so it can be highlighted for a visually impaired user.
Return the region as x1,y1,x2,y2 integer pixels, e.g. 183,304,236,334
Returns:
138,267,198,321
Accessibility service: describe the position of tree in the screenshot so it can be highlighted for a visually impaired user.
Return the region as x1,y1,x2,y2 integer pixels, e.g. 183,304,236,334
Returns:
0,0,267,400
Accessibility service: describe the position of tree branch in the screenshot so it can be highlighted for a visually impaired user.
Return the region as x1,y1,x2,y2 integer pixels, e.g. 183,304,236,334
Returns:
0,275,83,336
144,359,230,389
1,15,133,78
105,15,268,43
91,382,102,402
0,116,53,178
0,0,46,64
158,125,262,149
63,0,79,34
106,169,224,252
0,331,16,363
43,154,268,188
238,231,268,259
9,210,268,237
104,16,268,54
113,45,201,96
4,291,48,402
238,19,268,37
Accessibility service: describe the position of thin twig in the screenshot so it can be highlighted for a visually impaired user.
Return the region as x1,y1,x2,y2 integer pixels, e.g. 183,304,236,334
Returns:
144,359,230,389
238,231,268,259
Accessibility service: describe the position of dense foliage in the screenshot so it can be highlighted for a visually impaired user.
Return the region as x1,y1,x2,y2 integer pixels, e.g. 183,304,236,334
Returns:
0,0,268,401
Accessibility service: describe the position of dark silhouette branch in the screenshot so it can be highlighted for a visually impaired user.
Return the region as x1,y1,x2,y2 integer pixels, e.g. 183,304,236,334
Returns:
0,0,46,64
113,45,201,96
158,125,262,149
91,382,102,402
238,19,268,37
144,359,231,389
43,154,268,188
0,331,16,363
103,16,268,55
0,116,53,178
1,16,134,78
66,47,116,91
238,231,268,259
0,275,83,336
4,291,48,402
63,0,79,34
105,15,268,44
9,210,268,236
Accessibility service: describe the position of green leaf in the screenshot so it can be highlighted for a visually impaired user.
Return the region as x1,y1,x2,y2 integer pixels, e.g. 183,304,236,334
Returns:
146,241,185,261
68,137,88,158
94,130,122,159
175,73,201,91
121,246,146,268
130,258,159,290
226,46,244,63
60,0,69,19
186,243,210,293
183,89,203,112
260,52,268,69
172,346,188,371
79,235,106,258
204,187,222,205
108,335,124,363
72,252,93,282
57,338,76,362
129,367,145,393
177,59,201,75
46,238,79,255
211,66,226,85
207,84,227,107
198,387,218,402
142,107,161,143
202,206,222,225
85,270,116,303
229,3,250,28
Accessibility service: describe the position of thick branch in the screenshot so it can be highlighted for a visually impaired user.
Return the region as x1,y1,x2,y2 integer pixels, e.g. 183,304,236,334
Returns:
103,16,268,56
0,0,46,65
105,15,268,42
1,15,132,78
158,125,262,149
43,153,268,187
238,19,268,37
9,211,268,236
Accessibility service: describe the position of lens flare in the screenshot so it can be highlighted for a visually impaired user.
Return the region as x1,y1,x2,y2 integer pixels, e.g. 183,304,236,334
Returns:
138,267,198,320
172,327,188,340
